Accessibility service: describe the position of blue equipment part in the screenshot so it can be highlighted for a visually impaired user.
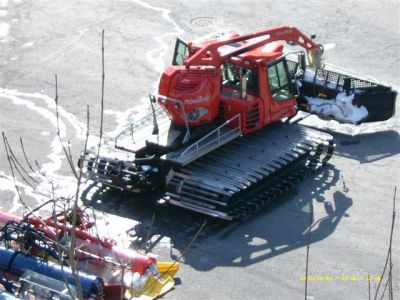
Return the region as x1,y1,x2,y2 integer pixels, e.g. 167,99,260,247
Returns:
0,291,20,300
0,246,104,298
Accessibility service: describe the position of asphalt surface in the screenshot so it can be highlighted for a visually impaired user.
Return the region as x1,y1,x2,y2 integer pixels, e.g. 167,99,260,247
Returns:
0,0,399,299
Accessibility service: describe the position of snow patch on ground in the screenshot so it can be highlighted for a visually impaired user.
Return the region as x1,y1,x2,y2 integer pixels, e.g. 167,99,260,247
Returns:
0,0,8,42
0,172,42,214
22,41,34,48
0,0,189,204
300,114,398,136
130,0,184,73
0,89,88,200
0,21,9,40
102,1,186,138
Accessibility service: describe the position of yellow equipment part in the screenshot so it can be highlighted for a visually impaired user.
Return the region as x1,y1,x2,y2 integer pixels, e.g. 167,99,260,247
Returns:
156,261,179,277
129,262,179,299
136,273,175,299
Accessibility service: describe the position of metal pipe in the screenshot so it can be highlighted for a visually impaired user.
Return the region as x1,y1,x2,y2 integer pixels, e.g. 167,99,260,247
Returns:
156,94,191,141
240,74,247,99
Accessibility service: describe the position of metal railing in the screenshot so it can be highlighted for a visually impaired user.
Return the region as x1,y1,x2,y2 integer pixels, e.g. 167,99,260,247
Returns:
157,94,191,143
179,113,242,159
115,94,191,151
115,105,167,149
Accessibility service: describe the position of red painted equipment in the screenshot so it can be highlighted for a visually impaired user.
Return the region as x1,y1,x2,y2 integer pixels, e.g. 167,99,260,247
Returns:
81,25,397,220
0,210,178,299
159,26,322,131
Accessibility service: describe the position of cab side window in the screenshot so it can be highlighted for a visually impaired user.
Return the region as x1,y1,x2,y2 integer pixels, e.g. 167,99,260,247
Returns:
222,64,259,95
267,61,293,101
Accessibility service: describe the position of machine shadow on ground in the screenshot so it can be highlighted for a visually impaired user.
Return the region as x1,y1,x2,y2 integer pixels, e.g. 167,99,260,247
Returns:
81,163,352,271
10,125,394,271
333,130,400,163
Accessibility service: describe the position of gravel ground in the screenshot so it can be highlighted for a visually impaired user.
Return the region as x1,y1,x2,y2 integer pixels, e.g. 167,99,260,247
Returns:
0,0,399,299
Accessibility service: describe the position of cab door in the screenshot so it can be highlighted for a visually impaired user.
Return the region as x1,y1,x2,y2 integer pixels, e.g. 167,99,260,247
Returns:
265,59,297,122
172,38,189,66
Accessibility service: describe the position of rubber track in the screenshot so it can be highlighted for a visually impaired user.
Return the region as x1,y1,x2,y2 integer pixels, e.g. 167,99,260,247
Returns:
165,123,334,220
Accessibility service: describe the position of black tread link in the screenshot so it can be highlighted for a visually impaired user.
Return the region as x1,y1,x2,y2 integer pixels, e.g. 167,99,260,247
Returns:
165,123,334,220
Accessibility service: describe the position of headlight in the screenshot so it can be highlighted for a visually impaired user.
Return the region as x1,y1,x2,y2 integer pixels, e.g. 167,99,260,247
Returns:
140,165,152,172
187,107,208,121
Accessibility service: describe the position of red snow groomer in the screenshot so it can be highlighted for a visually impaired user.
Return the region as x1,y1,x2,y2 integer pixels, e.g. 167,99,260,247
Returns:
81,25,397,220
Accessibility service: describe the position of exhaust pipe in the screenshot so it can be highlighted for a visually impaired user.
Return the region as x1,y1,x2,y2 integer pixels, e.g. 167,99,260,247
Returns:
241,73,247,100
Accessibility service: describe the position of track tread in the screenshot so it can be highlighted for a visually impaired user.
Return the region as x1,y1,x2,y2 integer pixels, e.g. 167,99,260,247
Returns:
165,123,334,220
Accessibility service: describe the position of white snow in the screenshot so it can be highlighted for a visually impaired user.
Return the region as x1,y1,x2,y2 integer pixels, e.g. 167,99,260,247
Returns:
0,1,191,213
130,0,184,73
22,41,34,48
103,0,187,137
304,92,368,124
323,43,336,51
0,9,7,17
0,88,87,202
0,21,9,40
